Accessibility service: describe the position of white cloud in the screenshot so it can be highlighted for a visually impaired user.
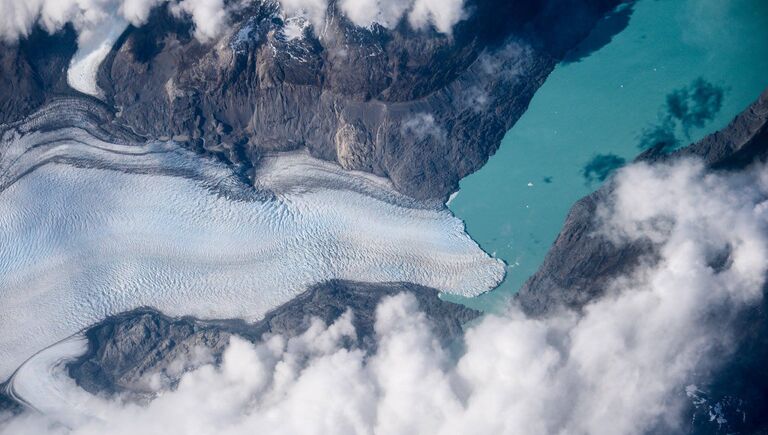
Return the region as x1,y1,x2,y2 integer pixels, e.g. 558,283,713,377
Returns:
2,159,766,434
407,0,465,34
277,0,328,30
0,0,465,48
337,0,410,30
118,0,162,24
0,0,226,43
0,0,41,41
281,0,466,34
401,112,446,141
169,0,227,41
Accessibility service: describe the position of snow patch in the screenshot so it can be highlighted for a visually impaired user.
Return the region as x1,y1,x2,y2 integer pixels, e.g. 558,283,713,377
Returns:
282,17,310,41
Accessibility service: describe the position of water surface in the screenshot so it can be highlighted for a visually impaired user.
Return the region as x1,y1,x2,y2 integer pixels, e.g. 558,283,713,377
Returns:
449,0,768,311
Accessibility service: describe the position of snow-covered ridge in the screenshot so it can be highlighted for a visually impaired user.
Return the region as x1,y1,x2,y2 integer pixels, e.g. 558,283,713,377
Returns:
0,105,505,381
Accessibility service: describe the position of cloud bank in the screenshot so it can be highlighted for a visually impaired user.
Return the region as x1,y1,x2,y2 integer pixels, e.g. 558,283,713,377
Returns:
337,0,465,34
0,0,466,44
2,158,766,435
0,0,226,43
273,0,468,34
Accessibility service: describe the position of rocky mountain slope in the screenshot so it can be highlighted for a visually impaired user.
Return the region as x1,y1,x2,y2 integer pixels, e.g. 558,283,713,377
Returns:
0,0,623,201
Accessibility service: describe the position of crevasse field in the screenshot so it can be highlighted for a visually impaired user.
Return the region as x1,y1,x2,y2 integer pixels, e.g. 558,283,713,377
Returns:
0,105,505,380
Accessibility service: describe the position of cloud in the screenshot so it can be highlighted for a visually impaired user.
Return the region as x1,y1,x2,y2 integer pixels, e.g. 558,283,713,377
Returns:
406,0,465,34
2,158,767,434
277,0,328,30
118,0,162,24
0,0,226,43
281,0,466,34
169,0,227,41
401,113,446,142
0,0,465,47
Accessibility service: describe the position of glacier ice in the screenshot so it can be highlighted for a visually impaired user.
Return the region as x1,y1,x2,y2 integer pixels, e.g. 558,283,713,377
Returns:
0,106,505,381
67,17,128,98
3,335,91,427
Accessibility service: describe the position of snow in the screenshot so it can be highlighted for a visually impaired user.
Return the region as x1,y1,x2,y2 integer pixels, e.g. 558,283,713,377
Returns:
0,123,505,381
231,18,259,52
4,335,92,427
67,17,128,98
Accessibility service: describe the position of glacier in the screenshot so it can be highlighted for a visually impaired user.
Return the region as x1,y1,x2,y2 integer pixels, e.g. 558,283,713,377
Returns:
2,335,91,427
0,102,505,381
67,17,129,98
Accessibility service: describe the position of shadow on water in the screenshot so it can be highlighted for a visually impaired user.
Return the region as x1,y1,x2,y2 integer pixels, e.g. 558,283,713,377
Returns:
582,79,725,183
582,153,626,184
639,78,726,153
561,2,636,64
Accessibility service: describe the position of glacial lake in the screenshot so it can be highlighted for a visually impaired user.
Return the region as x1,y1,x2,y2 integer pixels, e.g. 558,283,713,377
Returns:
449,0,768,312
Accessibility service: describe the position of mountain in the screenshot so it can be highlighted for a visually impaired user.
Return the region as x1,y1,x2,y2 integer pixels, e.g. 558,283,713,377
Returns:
2,1,767,432
0,0,623,201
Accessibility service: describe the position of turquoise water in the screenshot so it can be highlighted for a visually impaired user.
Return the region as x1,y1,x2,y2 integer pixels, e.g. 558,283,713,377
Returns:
449,0,768,312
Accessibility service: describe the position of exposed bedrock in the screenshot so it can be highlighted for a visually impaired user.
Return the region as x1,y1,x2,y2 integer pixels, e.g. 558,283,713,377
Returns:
515,88,768,434
66,280,478,398
0,25,78,125
1,0,624,200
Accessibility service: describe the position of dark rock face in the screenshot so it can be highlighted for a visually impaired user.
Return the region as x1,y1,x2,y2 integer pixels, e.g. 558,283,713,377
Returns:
515,88,768,434
0,0,622,201
513,184,657,315
0,25,78,124
67,280,478,396
100,0,622,201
